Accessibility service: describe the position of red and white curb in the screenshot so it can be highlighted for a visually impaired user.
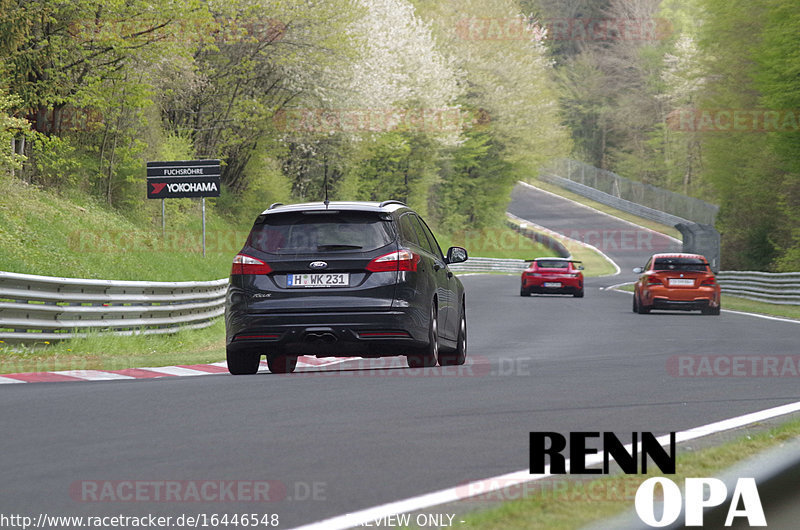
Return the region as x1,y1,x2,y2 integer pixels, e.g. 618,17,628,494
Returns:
0,356,355,384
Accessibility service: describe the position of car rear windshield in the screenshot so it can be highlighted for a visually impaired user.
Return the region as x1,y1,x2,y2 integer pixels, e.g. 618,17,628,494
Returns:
653,257,709,272
247,211,395,254
536,260,569,269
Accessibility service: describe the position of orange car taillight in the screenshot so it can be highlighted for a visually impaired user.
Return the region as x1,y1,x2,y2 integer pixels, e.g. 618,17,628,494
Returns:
231,254,272,275
366,249,420,272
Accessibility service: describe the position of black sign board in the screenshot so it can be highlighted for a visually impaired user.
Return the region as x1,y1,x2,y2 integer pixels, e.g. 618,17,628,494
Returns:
146,160,221,198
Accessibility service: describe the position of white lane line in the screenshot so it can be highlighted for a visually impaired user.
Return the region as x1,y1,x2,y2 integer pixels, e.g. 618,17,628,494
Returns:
291,400,800,530
0,376,24,384
605,281,634,291
137,366,212,377
516,181,682,244
717,309,800,325
507,212,621,277
53,370,135,381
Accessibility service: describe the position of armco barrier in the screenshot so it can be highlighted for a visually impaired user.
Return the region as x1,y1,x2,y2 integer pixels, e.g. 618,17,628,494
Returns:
542,158,719,225
448,257,529,274
717,271,800,305
1,265,796,344
540,172,690,227
0,271,227,343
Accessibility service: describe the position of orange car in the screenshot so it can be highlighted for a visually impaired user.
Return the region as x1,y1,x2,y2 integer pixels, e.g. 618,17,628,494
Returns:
632,253,721,315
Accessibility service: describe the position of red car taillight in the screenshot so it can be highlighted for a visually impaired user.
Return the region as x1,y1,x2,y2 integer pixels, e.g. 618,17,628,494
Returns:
366,249,420,272
701,277,717,286
647,276,662,285
231,254,272,275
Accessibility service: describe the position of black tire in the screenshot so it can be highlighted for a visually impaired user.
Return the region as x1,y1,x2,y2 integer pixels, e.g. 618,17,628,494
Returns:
632,292,639,313
573,288,584,298
520,286,530,296
227,348,261,375
439,306,466,366
407,304,439,368
636,292,651,314
702,304,721,315
267,355,297,374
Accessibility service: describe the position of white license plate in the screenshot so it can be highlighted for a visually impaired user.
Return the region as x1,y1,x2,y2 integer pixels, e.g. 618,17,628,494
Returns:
668,278,695,286
543,282,562,288
287,273,349,288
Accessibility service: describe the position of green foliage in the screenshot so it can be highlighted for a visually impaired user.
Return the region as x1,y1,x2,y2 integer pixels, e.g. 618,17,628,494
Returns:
529,0,799,271
435,128,514,233
0,92,28,175
343,131,439,215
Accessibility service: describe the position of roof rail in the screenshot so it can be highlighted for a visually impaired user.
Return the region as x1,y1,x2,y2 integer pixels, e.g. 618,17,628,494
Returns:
268,202,284,210
379,200,406,208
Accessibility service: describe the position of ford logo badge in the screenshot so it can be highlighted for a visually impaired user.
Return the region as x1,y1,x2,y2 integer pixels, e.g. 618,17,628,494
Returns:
309,261,328,270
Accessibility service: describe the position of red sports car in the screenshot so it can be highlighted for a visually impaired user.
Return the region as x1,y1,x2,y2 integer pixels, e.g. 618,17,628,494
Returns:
520,257,584,297
632,253,721,315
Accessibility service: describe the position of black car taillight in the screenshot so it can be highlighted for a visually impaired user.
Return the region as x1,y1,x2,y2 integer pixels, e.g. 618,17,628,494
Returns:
366,249,420,272
231,254,272,275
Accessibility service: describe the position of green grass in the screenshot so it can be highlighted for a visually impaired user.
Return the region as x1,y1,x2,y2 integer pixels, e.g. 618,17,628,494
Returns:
525,178,683,240
720,295,800,320
614,284,800,320
438,223,552,261
0,319,226,374
449,418,800,530
0,178,246,281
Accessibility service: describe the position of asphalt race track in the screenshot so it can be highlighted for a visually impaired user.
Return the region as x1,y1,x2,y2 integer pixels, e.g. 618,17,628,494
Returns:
1,185,799,529
508,182,682,286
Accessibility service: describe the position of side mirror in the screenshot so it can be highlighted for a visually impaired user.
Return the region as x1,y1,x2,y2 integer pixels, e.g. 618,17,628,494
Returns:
633,267,644,274
578,265,585,270
446,246,468,264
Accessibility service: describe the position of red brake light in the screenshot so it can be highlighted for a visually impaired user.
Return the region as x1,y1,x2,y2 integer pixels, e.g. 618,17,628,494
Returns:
647,276,662,285
701,277,717,286
231,254,272,275
366,249,420,272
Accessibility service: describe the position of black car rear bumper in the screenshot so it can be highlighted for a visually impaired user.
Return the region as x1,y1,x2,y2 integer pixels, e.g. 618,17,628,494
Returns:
226,307,428,357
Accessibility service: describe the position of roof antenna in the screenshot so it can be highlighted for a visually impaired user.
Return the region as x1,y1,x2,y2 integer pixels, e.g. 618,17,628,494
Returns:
323,170,330,209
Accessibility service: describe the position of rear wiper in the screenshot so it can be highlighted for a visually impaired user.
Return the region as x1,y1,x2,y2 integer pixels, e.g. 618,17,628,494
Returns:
316,244,363,250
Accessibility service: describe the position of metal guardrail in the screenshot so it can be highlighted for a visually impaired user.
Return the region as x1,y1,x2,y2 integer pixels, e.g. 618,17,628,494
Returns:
543,158,719,225
717,271,800,305
0,271,228,343
540,172,690,227
1,264,796,345
449,257,529,274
